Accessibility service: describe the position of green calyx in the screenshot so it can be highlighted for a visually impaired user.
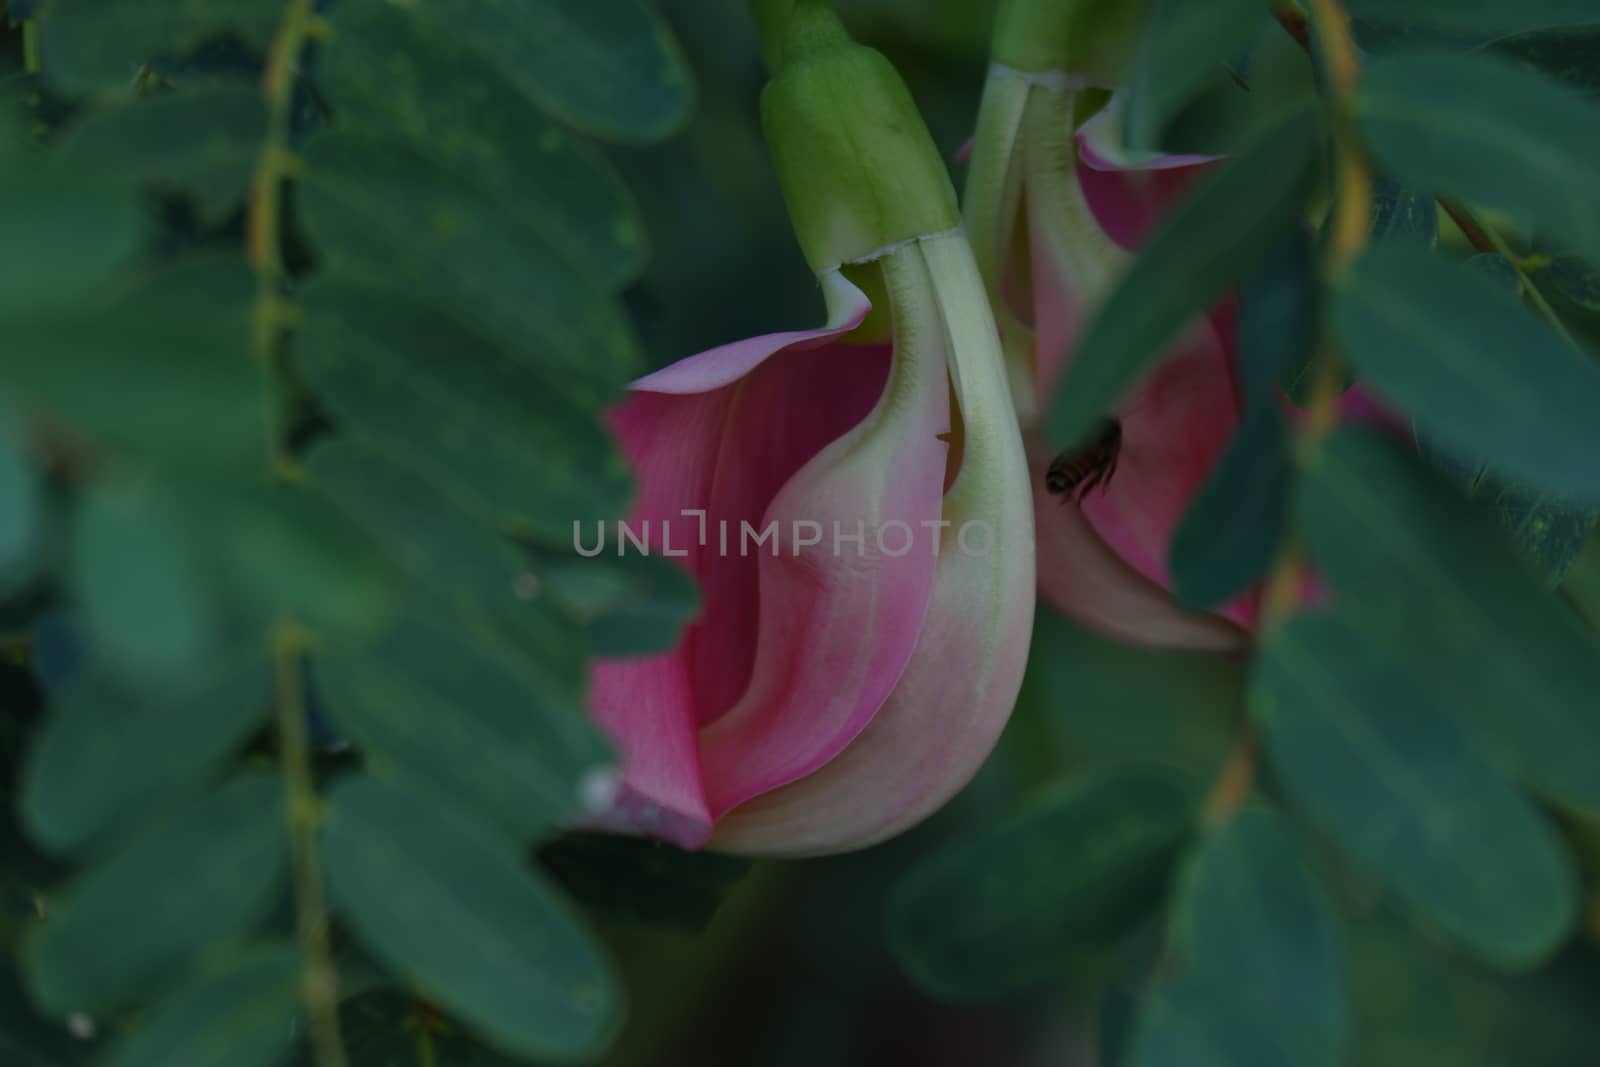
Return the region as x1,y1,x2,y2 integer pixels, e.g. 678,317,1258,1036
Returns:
991,0,1144,78
761,1,959,272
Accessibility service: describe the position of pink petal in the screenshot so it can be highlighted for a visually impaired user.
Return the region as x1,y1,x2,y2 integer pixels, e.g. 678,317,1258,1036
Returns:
630,271,871,395
588,275,880,843
694,340,951,818
1031,433,1248,652
587,388,733,846
688,343,894,724
1077,319,1257,630
1076,161,1208,251
1076,93,1221,175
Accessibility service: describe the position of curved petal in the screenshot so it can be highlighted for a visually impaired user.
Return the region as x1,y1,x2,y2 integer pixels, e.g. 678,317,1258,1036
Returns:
1031,434,1248,653
631,271,870,395
711,236,1036,856
695,247,952,819
1076,91,1221,174
689,342,893,724
1075,157,1210,252
588,389,734,846
1077,318,1256,629
587,275,878,844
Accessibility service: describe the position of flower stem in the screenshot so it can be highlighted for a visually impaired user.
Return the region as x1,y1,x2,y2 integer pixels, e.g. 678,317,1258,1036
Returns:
250,4,347,1064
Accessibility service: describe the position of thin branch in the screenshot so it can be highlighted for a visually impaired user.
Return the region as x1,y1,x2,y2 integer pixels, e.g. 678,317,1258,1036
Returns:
249,4,347,1065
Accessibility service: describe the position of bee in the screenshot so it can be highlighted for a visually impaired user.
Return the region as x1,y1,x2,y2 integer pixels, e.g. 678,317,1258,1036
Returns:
1045,417,1122,502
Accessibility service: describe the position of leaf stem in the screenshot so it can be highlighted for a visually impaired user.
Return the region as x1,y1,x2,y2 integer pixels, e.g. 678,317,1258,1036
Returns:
1212,0,1372,826
1271,0,1372,600
250,0,322,472
274,627,349,1067
21,19,40,73
1449,202,1580,348
251,4,346,1064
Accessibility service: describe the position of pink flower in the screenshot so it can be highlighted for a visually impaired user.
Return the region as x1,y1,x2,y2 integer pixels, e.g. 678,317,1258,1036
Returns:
970,76,1398,651
966,71,1253,651
586,191,1033,853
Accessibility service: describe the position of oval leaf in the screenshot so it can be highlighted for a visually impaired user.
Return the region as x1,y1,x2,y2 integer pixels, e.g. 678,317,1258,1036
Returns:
21,653,272,855
1334,244,1600,501
412,0,693,144
102,946,301,1067
24,772,287,1016
1256,613,1579,968
1169,405,1292,610
1358,50,1600,264
889,766,1198,1001
295,279,632,536
1296,429,1600,816
1132,809,1347,1067
320,1,645,286
321,776,621,1061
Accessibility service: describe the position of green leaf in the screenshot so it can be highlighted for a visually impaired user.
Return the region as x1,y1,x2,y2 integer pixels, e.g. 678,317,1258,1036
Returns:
0,411,41,588
1255,614,1579,969
0,169,144,316
412,0,693,145
1017,610,1239,786
69,480,218,684
314,600,608,841
1238,228,1318,408
295,279,632,537
1550,254,1600,309
1466,250,1522,293
199,482,400,641
889,766,1198,1001
1347,1,1600,36
23,772,287,1016
1296,429,1600,816
102,945,301,1067
38,0,280,93
1130,981,1288,1067
1490,26,1600,99
21,652,271,855
56,81,264,224
1169,406,1291,611
1358,50,1600,264
304,437,589,664
1561,532,1600,631
1050,103,1322,446
1132,809,1347,1067
320,2,645,286
1123,0,1266,150
1334,244,1600,500
321,776,621,1061
0,309,265,472
528,546,701,658
1370,178,1439,247
299,130,638,410
1345,905,1600,1067
1421,439,1599,585
0,966,93,1067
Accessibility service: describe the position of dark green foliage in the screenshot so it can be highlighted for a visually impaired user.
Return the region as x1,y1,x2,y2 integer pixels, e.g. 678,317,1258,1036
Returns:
1,0,698,1062
1256,614,1579,969
1169,406,1292,611
1129,810,1347,1067
321,777,622,1062
890,766,1200,1001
